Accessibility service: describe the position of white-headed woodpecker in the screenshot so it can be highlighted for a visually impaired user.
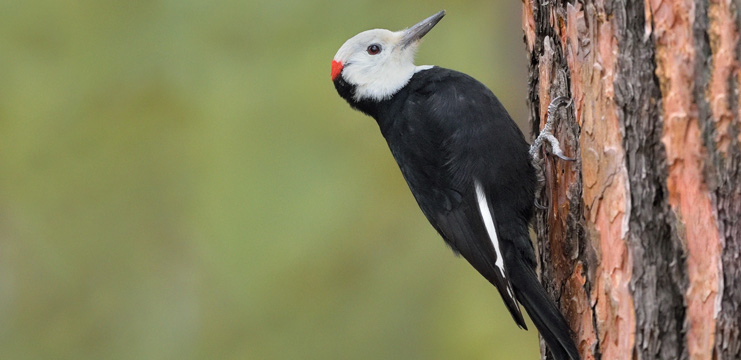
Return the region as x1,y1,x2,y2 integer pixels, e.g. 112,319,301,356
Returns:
331,11,579,360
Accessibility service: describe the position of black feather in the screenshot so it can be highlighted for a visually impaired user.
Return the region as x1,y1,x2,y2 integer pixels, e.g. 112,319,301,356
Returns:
506,243,580,360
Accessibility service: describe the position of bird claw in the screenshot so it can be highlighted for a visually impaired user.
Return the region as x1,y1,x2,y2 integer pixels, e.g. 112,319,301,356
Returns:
538,131,574,162
530,96,574,210
556,154,575,162
529,96,574,162
546,96,571,118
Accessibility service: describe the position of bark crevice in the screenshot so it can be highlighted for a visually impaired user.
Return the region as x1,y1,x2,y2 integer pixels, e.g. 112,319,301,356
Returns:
615,1,689,359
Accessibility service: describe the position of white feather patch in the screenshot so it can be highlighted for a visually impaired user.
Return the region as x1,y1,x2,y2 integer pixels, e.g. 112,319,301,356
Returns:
415,65,434,72
475,181,516,300
474,180,507,279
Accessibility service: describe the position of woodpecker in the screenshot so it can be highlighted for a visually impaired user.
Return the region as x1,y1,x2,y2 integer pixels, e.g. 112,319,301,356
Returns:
331,10,579,360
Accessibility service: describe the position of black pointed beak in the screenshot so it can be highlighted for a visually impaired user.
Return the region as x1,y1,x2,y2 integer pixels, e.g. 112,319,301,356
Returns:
400,10,445,49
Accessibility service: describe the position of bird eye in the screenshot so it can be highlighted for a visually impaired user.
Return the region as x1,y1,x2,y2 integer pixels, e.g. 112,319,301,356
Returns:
367,44,381,55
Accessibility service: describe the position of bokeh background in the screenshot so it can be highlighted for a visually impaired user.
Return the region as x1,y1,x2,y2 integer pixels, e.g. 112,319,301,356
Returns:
0,0,537,359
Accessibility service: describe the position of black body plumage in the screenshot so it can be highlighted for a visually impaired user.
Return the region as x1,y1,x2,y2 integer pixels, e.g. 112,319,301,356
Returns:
335,67,579,360
338,66,535,319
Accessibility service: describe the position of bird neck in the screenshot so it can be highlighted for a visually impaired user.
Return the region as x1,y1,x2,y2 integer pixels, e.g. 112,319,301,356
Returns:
333,75,389,119
333,66,435,126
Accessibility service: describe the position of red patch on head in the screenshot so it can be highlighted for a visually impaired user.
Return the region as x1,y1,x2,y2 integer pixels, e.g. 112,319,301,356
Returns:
331,60,343,81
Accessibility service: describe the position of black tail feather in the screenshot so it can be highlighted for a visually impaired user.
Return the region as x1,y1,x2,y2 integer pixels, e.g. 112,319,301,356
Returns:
507,255,580,360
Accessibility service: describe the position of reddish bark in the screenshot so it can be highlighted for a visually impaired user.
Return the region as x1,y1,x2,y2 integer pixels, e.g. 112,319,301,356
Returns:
650,1,723,358
522,0,741,359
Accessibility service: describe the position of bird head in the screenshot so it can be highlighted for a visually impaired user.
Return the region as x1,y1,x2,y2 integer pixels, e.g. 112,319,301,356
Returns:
331,10,445,102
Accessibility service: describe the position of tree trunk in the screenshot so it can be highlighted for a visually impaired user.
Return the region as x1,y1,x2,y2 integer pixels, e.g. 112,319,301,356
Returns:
522,1,741,359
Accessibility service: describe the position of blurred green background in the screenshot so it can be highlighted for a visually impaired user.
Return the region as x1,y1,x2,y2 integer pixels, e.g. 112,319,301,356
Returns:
0,0,538,359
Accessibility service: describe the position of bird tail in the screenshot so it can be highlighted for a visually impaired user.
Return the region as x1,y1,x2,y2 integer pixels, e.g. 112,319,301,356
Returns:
507,254,580,360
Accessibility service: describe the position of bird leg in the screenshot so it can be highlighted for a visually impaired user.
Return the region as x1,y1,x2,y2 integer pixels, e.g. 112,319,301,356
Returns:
530,96,574,209
529,96,574,163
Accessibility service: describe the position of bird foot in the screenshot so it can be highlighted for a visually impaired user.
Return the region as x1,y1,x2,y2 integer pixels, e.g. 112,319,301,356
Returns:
529,96,574,163
530,96,573,210
537,131,575,162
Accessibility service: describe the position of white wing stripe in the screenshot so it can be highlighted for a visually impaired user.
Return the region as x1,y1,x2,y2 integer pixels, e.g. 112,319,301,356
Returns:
474,180,506,277
475,180,516,300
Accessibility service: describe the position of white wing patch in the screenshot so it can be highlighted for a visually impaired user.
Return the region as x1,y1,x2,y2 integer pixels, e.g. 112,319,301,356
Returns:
474,180,505,274
474,180,515,299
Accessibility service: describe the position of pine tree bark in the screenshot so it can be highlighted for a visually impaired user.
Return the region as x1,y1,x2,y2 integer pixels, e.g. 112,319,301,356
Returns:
522,1,741,359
